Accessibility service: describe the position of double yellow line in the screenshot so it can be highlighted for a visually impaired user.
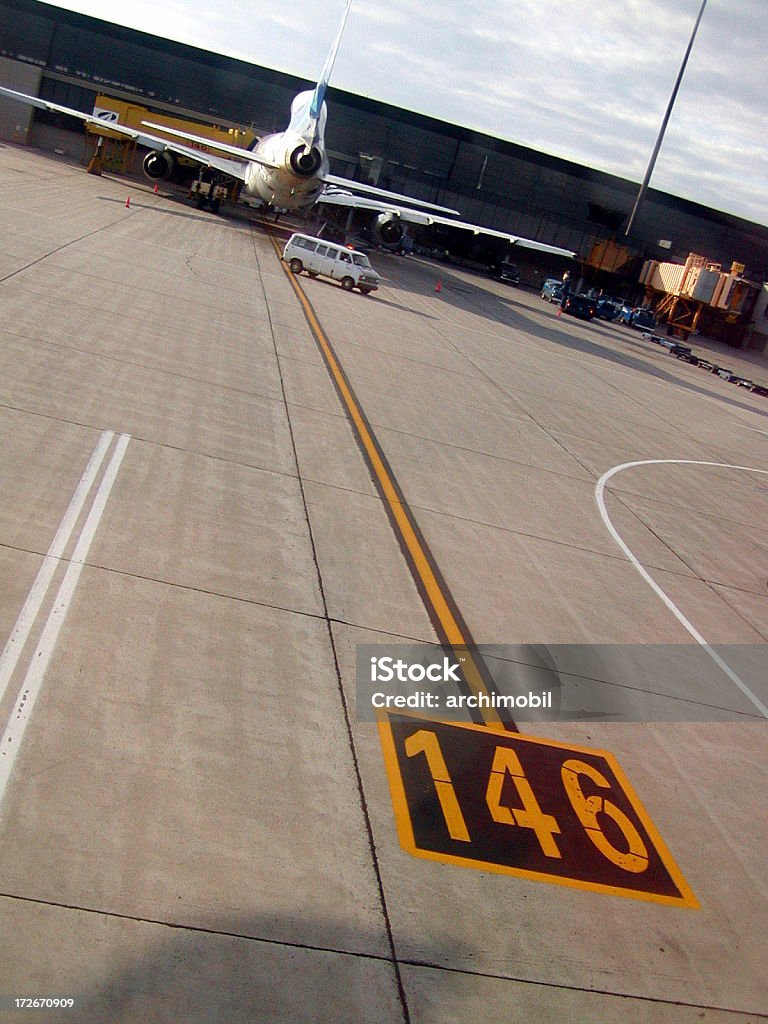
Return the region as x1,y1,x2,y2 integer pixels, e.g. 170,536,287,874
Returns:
265,226,512,731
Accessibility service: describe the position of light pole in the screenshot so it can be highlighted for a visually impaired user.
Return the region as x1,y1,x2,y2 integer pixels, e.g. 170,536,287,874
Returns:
624,0,708,238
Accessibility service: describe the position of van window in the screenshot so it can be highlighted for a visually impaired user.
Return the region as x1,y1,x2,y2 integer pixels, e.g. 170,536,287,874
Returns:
339,251,352,263
294,236,317,252
316,244,331,257
352,253,372,268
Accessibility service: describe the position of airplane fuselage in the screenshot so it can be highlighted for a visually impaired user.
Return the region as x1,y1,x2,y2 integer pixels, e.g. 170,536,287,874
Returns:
244,129,328,210
243,89,329,210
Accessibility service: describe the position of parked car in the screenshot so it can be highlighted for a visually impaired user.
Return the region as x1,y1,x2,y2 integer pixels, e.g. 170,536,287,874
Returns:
541,279,564,302
617,304,657,330
495,259,520,285
632,307,658,330
560,293,596,320
595,297,620,320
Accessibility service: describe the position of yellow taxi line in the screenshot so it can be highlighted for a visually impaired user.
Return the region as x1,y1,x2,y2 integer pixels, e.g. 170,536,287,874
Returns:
264,225,509,730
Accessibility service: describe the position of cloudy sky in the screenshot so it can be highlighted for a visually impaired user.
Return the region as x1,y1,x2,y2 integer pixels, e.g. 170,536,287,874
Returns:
48,0,767,225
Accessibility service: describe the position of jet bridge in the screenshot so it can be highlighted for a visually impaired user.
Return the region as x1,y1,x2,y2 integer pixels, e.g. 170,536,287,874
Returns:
639,253,760,344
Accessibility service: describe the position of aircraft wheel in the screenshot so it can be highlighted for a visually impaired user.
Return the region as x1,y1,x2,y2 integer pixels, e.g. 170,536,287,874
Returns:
289,259,303,274
341,276,355,291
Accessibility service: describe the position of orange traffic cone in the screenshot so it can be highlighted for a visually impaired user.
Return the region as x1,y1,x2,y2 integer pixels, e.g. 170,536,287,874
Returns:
557,306,562,317
153,183,158,193
435,280,442,293
125,196,131,208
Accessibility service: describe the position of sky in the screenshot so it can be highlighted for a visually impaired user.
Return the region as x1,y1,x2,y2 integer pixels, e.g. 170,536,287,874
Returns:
46,0,767,226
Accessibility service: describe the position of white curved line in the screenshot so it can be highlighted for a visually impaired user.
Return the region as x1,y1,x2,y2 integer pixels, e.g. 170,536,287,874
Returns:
595,459,768,719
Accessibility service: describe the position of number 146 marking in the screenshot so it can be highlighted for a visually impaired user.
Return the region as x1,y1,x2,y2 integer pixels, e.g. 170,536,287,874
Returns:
405,728,649,874
381,713,697,904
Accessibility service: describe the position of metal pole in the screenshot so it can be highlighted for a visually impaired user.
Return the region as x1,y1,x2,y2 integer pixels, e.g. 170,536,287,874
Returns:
625,0,708,238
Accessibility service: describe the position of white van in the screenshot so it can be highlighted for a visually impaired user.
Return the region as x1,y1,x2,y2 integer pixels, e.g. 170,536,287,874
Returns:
282,234,381,294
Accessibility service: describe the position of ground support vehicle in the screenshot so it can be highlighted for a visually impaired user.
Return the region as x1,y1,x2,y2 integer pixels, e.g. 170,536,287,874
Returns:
632,336,768,394
189,178,228,213
282,233,381,294
670,343,697,363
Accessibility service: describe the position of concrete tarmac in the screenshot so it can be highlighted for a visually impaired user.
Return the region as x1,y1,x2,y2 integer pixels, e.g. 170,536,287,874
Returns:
0,146,766,1022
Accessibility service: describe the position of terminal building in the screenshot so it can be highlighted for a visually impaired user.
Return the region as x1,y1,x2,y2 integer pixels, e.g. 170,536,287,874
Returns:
2,0,767,348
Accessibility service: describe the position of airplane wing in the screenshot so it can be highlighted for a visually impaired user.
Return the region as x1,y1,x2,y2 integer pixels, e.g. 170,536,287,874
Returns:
140,122,279,169
421,210,576,257
321,174,461,215
133,131,251,180
317,188,433,224
318,186,575,257
0,86,254,180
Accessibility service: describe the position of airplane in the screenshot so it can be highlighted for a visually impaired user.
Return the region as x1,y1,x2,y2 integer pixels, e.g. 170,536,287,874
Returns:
0,0,574,258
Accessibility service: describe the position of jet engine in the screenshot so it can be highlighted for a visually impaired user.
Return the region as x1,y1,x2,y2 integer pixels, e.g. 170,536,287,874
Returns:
142,150,176,180
372,212,405,247
288,145,323,176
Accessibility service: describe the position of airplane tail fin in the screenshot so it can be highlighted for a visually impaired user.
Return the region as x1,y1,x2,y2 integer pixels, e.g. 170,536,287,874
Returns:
308,0,352,124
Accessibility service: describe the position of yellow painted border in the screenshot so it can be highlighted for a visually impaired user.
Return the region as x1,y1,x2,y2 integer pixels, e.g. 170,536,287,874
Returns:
378,711,699,908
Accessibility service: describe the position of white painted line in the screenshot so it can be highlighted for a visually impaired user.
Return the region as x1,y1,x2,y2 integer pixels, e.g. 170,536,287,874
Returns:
595,459,768,719
0,430,114,708
0,434,131,806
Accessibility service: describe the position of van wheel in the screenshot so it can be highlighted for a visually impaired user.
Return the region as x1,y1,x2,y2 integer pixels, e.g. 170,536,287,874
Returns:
358,286,373,295
289,259,303,274
341,276,355,291
307,271,319,278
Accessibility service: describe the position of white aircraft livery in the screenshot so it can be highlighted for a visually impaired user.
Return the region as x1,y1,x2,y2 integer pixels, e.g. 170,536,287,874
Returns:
0,0,574,257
